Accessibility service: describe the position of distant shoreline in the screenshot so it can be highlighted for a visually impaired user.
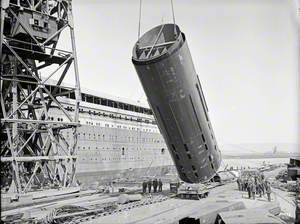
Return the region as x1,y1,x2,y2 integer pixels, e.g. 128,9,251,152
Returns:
222,154,299,159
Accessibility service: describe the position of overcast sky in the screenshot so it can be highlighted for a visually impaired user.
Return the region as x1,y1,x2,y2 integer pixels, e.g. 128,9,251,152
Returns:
62,0,299,147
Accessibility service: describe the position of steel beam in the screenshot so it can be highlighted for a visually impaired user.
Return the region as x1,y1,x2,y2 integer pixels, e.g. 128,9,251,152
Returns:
1,156,77,162
0,0,81,193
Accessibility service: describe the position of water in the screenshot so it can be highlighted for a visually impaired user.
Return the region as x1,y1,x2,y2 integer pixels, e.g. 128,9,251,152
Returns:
221,158,289,170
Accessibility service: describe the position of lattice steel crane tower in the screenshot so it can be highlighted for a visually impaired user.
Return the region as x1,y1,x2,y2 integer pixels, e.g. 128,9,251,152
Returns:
0,0,81,193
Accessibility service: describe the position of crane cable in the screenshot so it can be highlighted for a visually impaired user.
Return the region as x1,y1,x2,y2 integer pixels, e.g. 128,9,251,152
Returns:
137,0,177,41
171,0,177,36
171,0,176,24
138,0,142,41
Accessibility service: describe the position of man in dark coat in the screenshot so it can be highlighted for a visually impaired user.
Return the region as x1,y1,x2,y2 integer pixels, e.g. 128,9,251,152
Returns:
142,180,147,193
147,180,152,193
247,179,251,199
158,179,163,192
251,179,256,200
153,179,158,193
237,178,241,191
244,178,248,193
257,181,263,197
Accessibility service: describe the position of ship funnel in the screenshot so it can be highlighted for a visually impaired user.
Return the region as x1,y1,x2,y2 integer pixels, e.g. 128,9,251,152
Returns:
132,24,221,183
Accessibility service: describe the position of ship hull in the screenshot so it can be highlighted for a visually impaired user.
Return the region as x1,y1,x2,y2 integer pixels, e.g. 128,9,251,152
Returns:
54,96,174,184
76,165,176,185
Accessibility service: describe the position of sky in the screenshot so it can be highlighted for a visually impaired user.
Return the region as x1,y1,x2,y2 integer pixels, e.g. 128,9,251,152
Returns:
58,0,299,149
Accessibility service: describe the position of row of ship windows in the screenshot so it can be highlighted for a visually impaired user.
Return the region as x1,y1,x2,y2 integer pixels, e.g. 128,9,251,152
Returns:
72,133,163,143
78,148,166,159
85,122,156,132
80,157,146,161
78,146,165,152
48,116,157,133
52,84,153,116
64,106,156,125
80,93,153,115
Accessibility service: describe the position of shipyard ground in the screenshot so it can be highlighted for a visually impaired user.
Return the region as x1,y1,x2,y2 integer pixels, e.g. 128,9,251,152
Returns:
1,167,296,223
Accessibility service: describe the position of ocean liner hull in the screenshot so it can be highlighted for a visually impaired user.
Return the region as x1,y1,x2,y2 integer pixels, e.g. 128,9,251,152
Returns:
50,88,174,184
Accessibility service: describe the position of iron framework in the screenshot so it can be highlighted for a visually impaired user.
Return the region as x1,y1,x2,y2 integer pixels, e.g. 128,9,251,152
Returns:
0,0,81,193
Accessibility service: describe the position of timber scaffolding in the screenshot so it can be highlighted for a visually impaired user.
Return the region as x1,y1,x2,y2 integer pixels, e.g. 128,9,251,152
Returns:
0,0,81,194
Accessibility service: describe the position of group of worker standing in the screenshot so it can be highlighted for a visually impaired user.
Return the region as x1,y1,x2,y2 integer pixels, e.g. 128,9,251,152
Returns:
237,173,272,202
142,179,163,193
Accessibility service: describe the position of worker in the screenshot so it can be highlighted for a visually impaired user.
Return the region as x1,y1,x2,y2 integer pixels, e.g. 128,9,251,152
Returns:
237,178,241,191
240,178,243,191
265,181,272,202
142,180,147,194
261,180,265,195
243,178,247,191
158,179,163,192
153,179,158,193
261,173,265,181
257,180,263,197
244,177,248,193
254,176,258,194
147,179,152,193
251,179,256,200
247,179,251,199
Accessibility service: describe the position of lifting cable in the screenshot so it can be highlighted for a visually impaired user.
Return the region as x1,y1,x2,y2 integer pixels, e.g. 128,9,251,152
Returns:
170,0,177,36
171,0,176,24
137,0,177,41
138,0,142,41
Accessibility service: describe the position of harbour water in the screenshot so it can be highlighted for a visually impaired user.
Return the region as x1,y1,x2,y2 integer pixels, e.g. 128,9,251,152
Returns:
221,157,290,170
